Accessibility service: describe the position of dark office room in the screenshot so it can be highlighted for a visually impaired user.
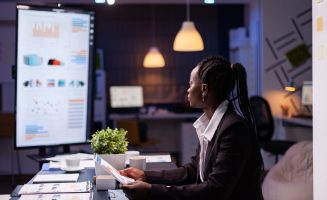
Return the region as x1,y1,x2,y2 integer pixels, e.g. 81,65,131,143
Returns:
0,0,324,199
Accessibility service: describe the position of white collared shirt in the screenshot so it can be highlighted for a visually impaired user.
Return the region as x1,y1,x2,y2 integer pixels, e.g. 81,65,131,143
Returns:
193,100,229,182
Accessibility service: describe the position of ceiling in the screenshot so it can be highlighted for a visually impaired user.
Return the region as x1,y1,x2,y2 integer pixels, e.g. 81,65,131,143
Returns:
2,0,251,5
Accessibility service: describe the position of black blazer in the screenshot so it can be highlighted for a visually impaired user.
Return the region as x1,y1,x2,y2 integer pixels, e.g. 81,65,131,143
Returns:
144,108,263,200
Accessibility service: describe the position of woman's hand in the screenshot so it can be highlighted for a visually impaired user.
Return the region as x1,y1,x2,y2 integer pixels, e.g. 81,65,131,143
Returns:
119,167,146,181
122,180,151,190
121,180,151,200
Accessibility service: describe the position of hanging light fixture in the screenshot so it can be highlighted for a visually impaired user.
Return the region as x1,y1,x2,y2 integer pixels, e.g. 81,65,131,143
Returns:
143,5,165,68
284,78,296,92
143,47,165,68
107,0,115,5
173,0,204,52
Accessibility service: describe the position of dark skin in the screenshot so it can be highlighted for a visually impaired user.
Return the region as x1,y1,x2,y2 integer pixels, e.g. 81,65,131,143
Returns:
120,66,224,197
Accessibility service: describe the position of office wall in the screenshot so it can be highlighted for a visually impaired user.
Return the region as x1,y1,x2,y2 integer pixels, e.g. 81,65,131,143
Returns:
313,1,327,199
262,0,312,118
92,4,244,104
0,3,16,112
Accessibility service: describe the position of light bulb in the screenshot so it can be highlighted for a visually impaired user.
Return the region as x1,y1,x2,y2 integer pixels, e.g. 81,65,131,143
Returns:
107,0,115,5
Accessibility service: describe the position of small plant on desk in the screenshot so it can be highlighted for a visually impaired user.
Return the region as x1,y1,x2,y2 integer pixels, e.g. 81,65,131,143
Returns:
90,127,128,172
90,127,128,154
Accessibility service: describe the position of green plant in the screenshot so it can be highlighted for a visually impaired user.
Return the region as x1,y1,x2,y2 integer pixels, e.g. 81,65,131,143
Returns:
90,127,128,154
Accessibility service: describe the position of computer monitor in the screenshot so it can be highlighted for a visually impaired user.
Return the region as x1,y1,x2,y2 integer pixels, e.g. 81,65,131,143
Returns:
15,4,95,149
301,81,312,106
109,86,144,108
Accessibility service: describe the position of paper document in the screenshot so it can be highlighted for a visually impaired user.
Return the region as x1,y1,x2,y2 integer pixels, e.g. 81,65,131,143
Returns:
19,193,91,200
32,174,79,183
46,153,93,162
49,160,95,170
108,189,129,200
144,155,171,163
94,154,135,185
126,154,172,165
19,181,91,195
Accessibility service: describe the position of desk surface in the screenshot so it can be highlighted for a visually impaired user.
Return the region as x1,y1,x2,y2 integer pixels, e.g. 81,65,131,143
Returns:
20,162,177,200
282,117,313,127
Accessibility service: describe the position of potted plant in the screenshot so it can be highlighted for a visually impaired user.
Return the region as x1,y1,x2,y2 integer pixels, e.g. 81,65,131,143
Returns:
90,127,128,175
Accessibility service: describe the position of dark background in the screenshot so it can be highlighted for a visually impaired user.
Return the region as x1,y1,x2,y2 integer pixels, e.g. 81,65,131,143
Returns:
90,4,244,107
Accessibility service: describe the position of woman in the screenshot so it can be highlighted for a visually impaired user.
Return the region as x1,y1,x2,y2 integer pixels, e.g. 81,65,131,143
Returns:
120,56,263,200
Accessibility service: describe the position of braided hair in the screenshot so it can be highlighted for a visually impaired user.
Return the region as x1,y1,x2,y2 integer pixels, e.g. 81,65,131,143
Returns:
197,56,256,135
197,55,264,180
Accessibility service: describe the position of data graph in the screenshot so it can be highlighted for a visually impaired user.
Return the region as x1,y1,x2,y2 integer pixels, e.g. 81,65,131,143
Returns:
71,50,87,65
30,98,61,116
67,99,85,129
32,23,59,38
72,17,88,32
25,124,49,140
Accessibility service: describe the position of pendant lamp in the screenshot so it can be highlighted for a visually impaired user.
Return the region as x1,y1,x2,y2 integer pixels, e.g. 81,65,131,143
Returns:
143,6,165,68
284,78,296,92
173,0,204,52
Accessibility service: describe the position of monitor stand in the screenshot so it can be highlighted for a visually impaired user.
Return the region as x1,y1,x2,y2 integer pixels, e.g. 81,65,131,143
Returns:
38,145,71,158
28,145,72,169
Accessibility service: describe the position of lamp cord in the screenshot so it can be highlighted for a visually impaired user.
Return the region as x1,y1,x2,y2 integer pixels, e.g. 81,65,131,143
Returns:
151,5,156,45
186,0,190,21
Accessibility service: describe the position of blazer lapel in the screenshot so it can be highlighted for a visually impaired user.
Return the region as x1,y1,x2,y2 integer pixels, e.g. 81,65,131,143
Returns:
202,109,230,180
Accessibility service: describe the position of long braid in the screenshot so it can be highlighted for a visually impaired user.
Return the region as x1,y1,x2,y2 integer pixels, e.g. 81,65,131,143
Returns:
231,63,256,135
232,63,264,174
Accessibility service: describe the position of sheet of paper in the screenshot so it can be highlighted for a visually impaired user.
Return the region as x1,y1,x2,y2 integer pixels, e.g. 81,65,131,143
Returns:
126,154,172,165
94,154,135,185
19,193,91,200
19,181,90,195
45,153,93,162
32,174,79,183
108,189,129,200
144,155,171,163
49,160,95,170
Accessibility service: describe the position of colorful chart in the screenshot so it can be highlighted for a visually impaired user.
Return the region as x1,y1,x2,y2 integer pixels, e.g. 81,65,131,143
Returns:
71,50,87,65
72,17,88,33
32,23,59,38
67,99,85,129
25,124,49,140
48,58,64,66
23,54,43,66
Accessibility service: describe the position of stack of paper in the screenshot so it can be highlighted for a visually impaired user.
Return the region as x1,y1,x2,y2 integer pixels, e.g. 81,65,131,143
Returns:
144,155,171,163
48,160,95,170
18,182,92,200
19,181,91,195
19,193,92,200
45,153,93,162
32,174,79,183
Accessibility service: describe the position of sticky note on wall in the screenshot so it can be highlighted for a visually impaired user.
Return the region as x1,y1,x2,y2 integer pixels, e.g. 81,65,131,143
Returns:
317,16,323,32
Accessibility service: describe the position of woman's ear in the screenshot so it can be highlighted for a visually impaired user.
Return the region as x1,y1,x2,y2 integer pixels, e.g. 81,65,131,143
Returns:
201,84,208,95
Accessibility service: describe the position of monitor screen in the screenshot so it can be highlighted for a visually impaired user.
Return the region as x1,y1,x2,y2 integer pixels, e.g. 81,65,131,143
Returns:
301,81,312,106
109,86,144,108
15,4,95,148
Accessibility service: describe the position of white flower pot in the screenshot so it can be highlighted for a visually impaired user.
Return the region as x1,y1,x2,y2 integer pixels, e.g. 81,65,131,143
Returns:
95,153,126,176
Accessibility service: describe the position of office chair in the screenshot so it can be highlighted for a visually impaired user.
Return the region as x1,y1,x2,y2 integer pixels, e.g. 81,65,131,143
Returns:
116,119,159,151
249,96,295,163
